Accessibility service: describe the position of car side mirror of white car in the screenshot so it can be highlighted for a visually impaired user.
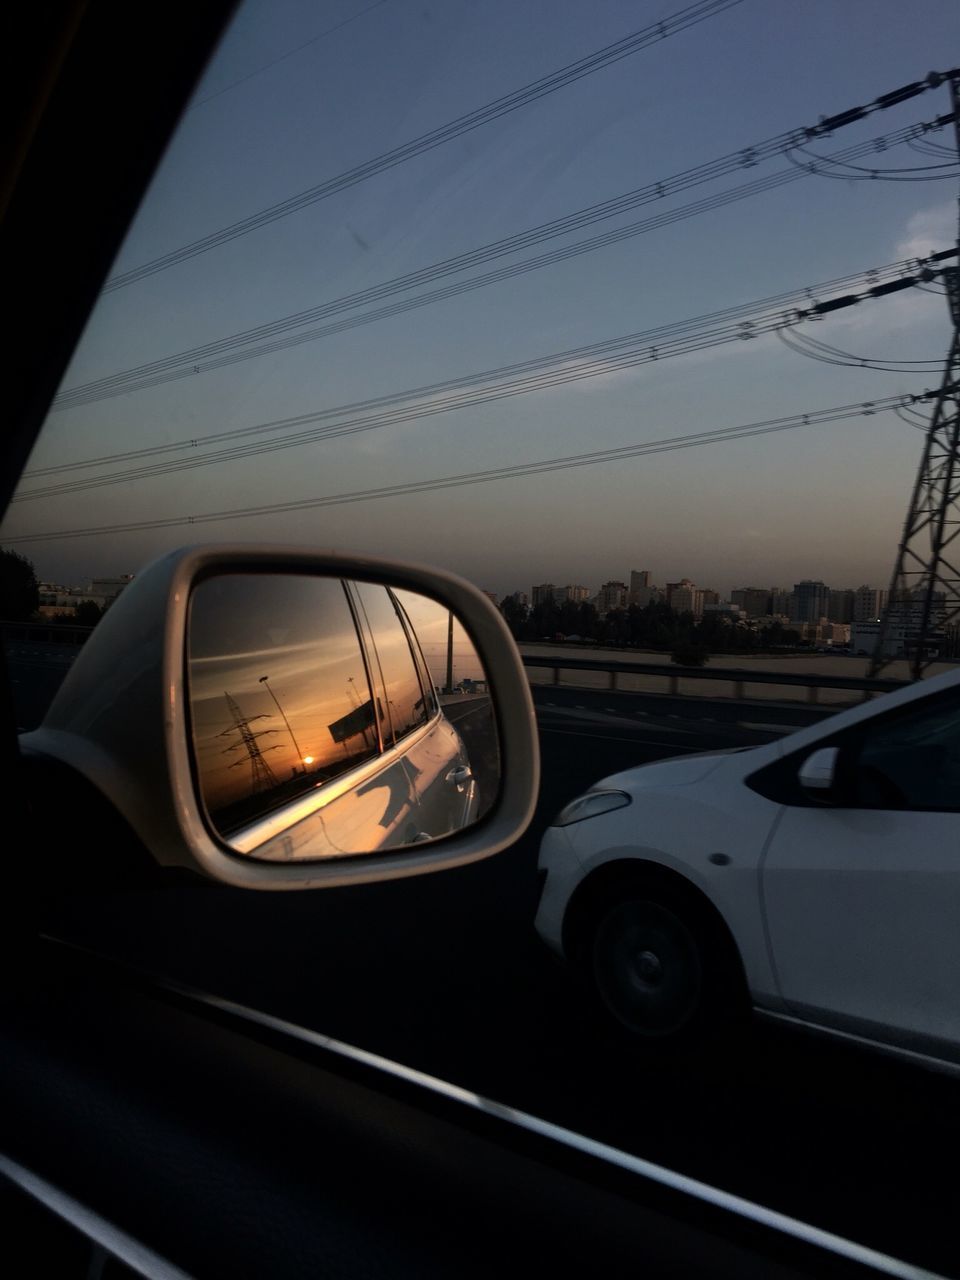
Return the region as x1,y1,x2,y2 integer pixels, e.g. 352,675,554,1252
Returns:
21,545,539,890
797,746,841,801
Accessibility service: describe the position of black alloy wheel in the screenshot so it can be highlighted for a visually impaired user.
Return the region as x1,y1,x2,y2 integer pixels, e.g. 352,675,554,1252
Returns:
591,897,707,1041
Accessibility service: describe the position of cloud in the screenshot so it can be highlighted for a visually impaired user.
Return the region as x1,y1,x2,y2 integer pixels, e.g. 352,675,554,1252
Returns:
895,204,957,263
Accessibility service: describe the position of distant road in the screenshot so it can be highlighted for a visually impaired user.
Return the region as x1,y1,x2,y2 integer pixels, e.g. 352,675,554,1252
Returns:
520,641,953,705
520,640,950,682
6,637,841,740
4,640,81,731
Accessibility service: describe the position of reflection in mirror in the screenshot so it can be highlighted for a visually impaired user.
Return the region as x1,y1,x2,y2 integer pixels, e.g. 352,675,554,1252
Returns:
187,573,500,861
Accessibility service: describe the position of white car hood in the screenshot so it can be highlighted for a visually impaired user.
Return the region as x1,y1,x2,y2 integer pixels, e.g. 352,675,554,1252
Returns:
594,746,759,793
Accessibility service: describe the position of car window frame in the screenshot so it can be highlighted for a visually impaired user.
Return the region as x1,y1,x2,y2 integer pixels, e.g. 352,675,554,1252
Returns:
747,685,960,812
348,581,436,748
392,590,441,722
183,568,393,847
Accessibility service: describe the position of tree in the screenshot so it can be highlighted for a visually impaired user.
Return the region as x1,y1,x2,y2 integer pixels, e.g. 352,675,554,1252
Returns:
73,599,104,627
671,641,710,667
0,548,39,620
499,594,528,639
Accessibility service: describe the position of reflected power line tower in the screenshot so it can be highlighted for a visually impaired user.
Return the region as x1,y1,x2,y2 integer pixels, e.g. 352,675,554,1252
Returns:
219,691,280,793
871,74,960,678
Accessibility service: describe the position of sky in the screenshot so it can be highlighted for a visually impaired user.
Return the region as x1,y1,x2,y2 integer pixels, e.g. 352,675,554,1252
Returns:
3,0,959,598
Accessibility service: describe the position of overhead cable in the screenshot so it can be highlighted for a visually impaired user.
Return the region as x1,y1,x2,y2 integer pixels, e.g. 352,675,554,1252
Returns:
4,395,934,545
16,256,954,502
55,115,952,411
188,0,390,110
102,0,745,292
776,327,947,373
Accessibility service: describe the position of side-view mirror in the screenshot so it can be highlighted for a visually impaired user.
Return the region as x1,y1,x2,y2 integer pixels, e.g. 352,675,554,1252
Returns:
797,746,841,801
21,545,539,890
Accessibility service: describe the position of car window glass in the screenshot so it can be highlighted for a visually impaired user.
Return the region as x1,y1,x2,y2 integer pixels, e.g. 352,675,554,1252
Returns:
854,695,960,811
351,582,431,745
7,1,960,1263
391,592,440,719
393,588,487,704
188,574,380,833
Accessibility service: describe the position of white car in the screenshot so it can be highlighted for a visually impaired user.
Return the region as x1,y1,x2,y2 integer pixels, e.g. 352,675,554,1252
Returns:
535,666,960,1068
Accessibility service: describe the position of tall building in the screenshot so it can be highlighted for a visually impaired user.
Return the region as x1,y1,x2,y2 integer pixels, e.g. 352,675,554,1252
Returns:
628,570,651,602
852,598,941,659
562,584,591,603
89,574,134,600
853,585,888,623
666,579,704,618
596,580,628,613
531,583,557,607
791,580,829,623
828,588,854,624
731,587,771,618
770,587,792,617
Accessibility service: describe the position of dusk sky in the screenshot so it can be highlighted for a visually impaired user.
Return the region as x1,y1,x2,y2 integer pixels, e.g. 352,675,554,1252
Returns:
3,0,959,597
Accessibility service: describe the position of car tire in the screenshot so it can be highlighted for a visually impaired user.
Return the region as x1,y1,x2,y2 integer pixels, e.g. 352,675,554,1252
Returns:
586,891,739,1049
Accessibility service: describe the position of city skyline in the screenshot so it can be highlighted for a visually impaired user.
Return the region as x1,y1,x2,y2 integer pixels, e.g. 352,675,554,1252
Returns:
26,554,895,616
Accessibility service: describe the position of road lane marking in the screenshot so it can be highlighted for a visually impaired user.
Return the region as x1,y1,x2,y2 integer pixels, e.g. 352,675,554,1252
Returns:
536,708,694,734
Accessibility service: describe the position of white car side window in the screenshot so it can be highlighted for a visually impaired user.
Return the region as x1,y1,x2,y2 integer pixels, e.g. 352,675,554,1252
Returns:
855,696,960,811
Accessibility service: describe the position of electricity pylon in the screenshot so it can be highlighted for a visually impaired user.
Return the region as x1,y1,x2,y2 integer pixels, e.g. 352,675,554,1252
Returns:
870,75,960,677
219,691,280,792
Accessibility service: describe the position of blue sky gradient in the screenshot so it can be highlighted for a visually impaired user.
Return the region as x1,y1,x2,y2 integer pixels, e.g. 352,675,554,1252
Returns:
5,0,959,597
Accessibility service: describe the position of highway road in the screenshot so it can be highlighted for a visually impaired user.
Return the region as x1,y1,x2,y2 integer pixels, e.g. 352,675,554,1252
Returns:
9,643,960,1276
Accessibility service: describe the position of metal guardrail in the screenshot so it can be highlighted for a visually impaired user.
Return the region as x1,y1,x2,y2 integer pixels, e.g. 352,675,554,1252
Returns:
520,652,909,705
1,620,96,647
0,621,914,705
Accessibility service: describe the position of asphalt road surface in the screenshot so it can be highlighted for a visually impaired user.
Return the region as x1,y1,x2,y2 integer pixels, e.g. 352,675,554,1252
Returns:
10,646,960,1275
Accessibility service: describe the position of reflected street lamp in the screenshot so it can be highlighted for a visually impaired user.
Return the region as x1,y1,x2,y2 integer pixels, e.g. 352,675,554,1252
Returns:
259,675,307,774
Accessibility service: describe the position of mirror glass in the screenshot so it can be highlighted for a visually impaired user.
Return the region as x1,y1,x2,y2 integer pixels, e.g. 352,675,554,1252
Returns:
187,573,499,861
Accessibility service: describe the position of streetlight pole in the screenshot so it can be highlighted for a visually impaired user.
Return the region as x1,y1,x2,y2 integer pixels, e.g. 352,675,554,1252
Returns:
445,610,454,694
259,675,307,774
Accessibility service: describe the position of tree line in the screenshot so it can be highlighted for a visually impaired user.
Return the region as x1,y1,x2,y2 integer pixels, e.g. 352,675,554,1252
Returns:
499,595,804,665
0,549,104,625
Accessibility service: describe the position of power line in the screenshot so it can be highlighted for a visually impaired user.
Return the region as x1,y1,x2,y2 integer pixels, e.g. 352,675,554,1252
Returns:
20,253,954,501
784,113,958,181
188,0,390,110
102,0,745,293
4,395,933,546
19,256,953,503
55,115,953,411
895,404,931,432
776,327,947,373
906,136,956,159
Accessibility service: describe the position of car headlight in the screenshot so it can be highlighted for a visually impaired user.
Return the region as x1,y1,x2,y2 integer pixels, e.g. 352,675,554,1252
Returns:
551,790,631,827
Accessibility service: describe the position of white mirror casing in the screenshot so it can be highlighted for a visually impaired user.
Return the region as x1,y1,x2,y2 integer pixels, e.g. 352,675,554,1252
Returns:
21,545,540,890
798,746,841,795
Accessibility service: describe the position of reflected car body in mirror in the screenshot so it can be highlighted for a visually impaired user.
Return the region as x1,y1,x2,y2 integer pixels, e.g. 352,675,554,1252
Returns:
21,544,538,890
188,574,494,860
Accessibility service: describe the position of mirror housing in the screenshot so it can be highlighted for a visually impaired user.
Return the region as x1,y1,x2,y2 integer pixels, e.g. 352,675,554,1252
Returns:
798,746,841,801
21,545,539,890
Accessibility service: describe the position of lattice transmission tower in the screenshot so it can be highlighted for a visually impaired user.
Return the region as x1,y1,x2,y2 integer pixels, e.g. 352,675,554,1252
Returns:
870,74,960,678
219,691,280,793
